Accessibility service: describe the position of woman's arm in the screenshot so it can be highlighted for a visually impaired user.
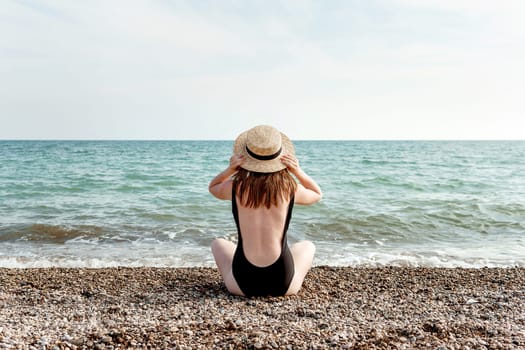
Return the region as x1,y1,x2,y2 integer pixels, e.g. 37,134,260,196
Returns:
281,154,322,205
208,155,244,200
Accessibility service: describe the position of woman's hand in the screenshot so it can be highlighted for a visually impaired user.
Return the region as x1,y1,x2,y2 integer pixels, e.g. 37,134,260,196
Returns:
281,154,322,204
280,154,300,174
229,154,245,171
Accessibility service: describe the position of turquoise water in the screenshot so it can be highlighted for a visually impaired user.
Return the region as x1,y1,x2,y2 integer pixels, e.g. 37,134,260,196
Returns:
1,140,524,267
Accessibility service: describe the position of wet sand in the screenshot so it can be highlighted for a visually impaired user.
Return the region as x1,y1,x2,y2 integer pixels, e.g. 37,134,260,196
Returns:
1,266,524,349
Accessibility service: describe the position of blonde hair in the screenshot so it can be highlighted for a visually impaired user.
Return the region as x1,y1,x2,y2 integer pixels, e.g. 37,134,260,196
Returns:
233,168,297,209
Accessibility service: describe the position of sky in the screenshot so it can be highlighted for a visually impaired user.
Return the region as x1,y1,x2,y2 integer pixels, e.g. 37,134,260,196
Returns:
1,0,524,140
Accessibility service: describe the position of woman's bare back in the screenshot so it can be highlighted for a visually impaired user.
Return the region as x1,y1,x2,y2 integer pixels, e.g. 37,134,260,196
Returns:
235,197,290,266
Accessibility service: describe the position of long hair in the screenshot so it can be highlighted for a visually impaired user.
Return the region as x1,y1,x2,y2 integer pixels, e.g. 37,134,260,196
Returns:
232,168,297,209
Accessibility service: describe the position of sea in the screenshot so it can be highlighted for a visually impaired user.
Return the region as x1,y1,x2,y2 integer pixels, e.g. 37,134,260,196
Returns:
1,140,524,268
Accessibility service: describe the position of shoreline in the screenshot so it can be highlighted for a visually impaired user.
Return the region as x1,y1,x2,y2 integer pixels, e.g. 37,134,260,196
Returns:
1,266,524,349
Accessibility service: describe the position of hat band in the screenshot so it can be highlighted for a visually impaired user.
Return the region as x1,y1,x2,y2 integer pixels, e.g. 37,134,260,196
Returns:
246,145,282,161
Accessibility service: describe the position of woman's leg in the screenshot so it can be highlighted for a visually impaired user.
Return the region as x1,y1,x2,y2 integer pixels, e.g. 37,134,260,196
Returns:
286,240,316,295
211,238,244,296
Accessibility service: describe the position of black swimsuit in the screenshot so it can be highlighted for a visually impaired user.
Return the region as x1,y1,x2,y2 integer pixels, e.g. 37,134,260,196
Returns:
231,189,295,297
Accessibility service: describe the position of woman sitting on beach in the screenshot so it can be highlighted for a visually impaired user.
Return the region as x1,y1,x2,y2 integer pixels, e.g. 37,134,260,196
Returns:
209,125,322,297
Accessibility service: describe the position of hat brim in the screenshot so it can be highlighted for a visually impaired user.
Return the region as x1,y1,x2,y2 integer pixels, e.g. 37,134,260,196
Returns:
233,130,295,173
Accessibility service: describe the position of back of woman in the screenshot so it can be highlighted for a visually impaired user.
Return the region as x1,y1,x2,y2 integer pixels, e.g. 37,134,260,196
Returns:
209,125,322,297
233,168,296,267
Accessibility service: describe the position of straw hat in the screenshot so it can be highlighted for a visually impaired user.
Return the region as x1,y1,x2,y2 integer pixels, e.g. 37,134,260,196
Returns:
233,125,295,173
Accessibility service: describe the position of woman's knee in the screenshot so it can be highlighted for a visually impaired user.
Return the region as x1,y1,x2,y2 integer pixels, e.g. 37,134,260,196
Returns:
293,240,316,254
211,238,229,253
302,240,315,252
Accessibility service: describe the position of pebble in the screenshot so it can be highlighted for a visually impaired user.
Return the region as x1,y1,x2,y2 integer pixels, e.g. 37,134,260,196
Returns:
70,338,83,346
102,336,112,344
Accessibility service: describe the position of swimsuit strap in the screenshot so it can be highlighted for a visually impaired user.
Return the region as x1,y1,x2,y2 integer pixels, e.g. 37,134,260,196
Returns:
282,193,295,248
232,186,242,241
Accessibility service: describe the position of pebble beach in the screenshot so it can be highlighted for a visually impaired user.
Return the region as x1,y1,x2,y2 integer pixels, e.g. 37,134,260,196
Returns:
1,267,524,349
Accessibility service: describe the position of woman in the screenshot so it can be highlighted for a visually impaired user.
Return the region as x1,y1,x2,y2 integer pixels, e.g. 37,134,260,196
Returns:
209,125,322,297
